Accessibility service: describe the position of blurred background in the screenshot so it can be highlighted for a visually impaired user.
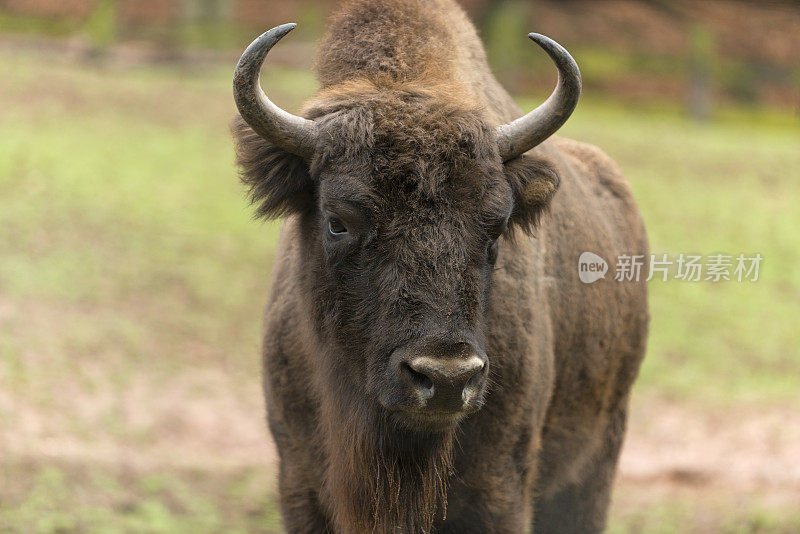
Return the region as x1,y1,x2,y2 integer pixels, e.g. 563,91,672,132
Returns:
0,0,798,532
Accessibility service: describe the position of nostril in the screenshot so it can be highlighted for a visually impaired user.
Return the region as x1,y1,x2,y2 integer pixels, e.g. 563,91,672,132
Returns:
402,362,434,394
465,366,483,389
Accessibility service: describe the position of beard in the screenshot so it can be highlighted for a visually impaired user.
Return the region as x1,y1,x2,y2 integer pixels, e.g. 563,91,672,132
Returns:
322,400,456,533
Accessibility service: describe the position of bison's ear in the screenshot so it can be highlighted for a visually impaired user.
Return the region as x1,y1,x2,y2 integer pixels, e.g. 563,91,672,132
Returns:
504,155,560,234
232,116,315,219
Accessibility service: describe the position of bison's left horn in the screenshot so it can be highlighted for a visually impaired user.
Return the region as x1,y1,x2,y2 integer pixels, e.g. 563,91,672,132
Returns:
234,24,318,159
496,34,581,162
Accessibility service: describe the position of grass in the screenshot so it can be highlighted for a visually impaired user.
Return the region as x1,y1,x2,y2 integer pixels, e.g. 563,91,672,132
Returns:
608,481,800,534
1,462,282,533
0,47,797,532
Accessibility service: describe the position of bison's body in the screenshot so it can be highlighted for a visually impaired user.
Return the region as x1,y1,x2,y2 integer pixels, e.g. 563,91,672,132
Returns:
234,0,648,532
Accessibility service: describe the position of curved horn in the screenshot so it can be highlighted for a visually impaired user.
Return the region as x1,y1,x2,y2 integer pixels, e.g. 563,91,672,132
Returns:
234,24,317,159
496,34,582,162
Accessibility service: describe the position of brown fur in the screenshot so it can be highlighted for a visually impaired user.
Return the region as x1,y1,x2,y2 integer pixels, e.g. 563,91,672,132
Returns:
233,0,648,532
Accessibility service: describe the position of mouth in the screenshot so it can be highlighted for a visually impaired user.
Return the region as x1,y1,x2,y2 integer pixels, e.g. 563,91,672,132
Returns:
390,407,468,431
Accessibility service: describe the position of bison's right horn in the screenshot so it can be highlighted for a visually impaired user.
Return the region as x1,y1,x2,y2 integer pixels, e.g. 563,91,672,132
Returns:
234,24,318,160
496,34,582,162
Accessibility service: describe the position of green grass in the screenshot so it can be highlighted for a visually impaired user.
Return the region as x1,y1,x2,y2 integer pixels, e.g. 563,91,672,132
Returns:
608,482,800,534
0,49,798,532
0,462,282,533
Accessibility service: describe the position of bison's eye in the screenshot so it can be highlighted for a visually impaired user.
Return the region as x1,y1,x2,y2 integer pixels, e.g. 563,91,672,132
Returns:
328,217,348,236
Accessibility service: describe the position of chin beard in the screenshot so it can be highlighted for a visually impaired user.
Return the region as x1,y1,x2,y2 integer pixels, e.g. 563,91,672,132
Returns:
323,402,456,533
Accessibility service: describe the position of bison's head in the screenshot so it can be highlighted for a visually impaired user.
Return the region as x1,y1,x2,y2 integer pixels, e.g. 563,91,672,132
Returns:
233,24,580,433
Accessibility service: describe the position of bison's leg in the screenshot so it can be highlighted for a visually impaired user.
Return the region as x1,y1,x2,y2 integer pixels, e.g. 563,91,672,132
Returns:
436,492,531,533
434,425,541,533
275,457,332,533
532,406,627,534
266,384,331,532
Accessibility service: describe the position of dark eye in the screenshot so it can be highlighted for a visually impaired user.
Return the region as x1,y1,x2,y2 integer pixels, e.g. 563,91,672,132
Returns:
328,217,348,236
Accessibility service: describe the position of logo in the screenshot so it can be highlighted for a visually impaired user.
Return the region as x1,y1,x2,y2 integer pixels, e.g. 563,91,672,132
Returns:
578,252,608,284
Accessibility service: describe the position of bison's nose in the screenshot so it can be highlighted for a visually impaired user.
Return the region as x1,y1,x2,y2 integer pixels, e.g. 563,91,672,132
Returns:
402,354,486,412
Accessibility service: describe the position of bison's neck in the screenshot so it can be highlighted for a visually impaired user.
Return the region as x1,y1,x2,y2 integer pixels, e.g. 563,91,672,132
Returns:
315,0,521,125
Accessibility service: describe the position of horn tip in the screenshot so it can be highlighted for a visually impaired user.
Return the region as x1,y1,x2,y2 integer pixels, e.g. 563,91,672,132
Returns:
272,22,298,36
528,33,554,47
256,23,297,42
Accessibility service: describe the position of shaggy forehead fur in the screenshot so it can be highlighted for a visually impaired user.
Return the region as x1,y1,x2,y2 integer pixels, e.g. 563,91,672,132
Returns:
303,80,509,211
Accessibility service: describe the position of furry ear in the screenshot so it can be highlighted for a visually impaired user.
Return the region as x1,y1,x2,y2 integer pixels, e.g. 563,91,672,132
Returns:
504,155,560,234
232,116,316,219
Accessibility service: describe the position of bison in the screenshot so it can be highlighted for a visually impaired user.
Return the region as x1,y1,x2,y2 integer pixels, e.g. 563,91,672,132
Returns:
232,0,648,532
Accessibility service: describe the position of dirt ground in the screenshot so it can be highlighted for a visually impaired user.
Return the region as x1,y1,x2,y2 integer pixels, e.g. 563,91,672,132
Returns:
616,395,800,523
622,396,800,494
